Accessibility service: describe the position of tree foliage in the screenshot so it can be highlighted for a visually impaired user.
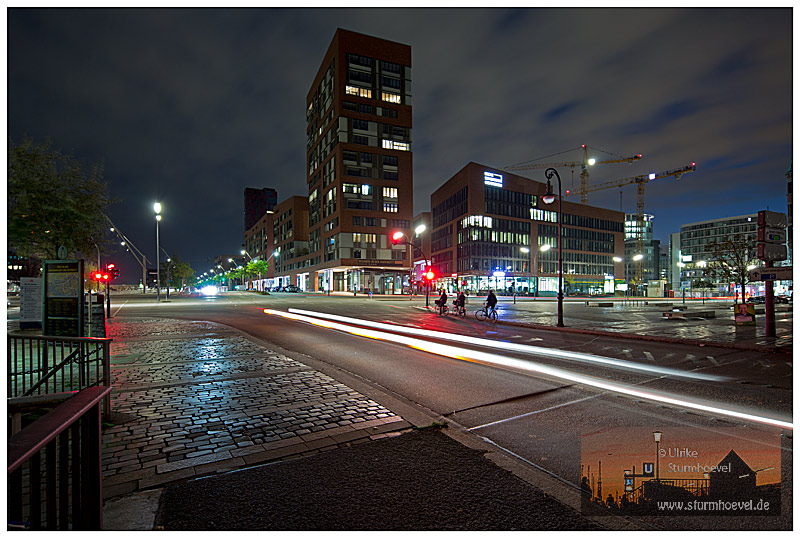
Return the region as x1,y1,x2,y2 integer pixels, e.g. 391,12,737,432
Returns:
8,137,113,261
703,233,758,304
161,255,195,289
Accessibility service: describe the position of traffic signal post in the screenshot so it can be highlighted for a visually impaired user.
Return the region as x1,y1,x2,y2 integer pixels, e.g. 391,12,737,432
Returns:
756,210,788,338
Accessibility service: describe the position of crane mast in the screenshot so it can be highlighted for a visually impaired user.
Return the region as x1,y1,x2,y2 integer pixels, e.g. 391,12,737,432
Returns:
566,163,697,288
504,145,642,204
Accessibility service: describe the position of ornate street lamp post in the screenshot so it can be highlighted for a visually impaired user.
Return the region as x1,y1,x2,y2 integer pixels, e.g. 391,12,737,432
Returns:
542,168,564,327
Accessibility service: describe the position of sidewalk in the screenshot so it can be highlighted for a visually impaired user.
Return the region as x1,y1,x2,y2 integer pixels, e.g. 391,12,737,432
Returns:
101,316,614,530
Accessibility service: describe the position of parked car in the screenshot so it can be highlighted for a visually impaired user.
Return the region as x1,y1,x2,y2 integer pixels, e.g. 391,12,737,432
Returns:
748,295,766,304
284,285,300,293
775,294,790,304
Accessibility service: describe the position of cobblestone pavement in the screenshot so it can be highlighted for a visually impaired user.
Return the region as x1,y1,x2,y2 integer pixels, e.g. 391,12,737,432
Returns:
101,317,410,500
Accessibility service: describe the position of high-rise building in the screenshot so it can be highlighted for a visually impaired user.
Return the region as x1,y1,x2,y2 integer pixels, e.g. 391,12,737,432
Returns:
624,213,660,290
244,187,278,232
304,29,413,293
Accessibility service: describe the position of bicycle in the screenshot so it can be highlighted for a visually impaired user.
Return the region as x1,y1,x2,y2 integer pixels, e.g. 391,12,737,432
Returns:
475,302,498,322
435,301,449,316
453,303,466,318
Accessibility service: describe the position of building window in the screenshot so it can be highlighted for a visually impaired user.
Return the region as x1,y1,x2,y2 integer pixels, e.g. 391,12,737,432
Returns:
382,140,409,151
352,119,369,131
353,216,362,225
383,187,398,199
346,86,372,99
381,92,401,104
383,155,398,166
381,76,401,89
382,171,399,181
384,202,398,213
353,135,370,145
380,60,402,73
349,70,372,84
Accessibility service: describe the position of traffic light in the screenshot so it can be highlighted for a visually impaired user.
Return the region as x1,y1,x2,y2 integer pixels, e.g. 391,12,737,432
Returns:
105,263,120,280
92,271,109,282
425,267,435,281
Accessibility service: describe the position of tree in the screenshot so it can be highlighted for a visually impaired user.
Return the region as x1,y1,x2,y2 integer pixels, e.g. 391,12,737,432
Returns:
246,259,270,289
703,234,758,304
160,256,195,290
8,137,113,261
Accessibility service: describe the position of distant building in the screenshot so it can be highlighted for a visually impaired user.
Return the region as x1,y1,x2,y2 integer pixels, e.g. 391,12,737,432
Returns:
244,187,278,232
624,213,660,293
429,162,624,295
678,213,760,296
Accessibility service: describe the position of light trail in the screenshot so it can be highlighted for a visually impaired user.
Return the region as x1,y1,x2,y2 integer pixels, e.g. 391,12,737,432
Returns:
264,309,792,431
287,308,727,382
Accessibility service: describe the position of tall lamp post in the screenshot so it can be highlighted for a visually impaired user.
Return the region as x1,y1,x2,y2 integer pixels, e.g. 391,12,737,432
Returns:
614,254,643,300
542,168,564,327
241,249,253,290
154,203,162,302
653,431,662,484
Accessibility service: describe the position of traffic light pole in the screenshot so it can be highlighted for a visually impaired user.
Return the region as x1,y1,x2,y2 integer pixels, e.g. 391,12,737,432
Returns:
106,279,112,319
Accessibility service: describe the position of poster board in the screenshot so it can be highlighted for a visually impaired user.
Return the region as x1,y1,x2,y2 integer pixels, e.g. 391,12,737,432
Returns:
43,260,84,337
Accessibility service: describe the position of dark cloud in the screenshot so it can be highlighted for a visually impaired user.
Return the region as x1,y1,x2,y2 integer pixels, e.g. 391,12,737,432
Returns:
8,7,792,281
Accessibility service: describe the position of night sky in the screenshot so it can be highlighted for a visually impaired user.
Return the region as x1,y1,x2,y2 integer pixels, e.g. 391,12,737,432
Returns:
8,8,792,284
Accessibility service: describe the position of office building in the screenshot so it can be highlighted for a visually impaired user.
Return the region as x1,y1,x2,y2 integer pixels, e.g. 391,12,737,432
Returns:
304,28,413,293
429,162,624,296
677,213,760,296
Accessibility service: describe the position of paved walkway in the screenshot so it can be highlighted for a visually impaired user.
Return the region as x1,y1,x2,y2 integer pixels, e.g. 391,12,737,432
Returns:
102,317,410,502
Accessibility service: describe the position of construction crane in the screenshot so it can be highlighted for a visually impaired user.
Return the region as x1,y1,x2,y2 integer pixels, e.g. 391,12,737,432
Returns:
504,145,643,204
566,163,697,286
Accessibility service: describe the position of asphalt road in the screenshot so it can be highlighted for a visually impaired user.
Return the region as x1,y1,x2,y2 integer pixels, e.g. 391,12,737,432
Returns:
13,291,789,530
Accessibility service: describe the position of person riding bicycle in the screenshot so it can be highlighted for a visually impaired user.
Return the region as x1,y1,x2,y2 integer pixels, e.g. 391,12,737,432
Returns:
435,289,448,310
486,289,498,311
454,291,466,312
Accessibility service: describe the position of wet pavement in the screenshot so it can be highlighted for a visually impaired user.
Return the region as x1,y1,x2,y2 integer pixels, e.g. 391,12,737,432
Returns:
101,317,409,504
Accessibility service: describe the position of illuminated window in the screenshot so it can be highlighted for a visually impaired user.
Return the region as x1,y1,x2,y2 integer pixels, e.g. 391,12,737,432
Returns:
383,202,399,213
383,187,398,199
346,86,372,99
382,140,410,151
361,184,372,196
381,92,401,104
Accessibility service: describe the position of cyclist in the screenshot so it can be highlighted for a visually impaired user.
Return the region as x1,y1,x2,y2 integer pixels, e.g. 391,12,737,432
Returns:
435,289,448,314
454,291,466,316
486,289,498,313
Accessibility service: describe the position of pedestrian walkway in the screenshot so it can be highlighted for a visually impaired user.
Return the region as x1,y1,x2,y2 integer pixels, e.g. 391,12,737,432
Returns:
102,317,410,502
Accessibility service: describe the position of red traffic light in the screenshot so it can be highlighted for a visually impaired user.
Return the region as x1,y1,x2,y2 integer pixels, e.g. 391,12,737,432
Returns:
107,263,115,269
425,271,435,280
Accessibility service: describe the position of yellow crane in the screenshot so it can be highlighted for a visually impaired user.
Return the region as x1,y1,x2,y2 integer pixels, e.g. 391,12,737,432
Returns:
504,145,643,204
565,163,697,286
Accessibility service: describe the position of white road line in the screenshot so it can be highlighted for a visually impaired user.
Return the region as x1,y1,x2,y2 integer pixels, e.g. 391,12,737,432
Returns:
468,395,598,431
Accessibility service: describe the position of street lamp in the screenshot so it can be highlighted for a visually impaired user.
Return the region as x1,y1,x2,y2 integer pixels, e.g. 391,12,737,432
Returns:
614,254,642,300
653,431,662,484
522,244,551,298
392,230,431,306
542,168,564,327
154,202,162,302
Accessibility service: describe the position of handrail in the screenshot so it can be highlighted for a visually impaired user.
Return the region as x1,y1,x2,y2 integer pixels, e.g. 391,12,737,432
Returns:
8,386,112,474
7,334,111,344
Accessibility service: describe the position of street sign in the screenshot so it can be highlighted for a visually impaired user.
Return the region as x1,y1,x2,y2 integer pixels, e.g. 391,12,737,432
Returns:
642,462,654,477
757,243,788,262
758,227,787,243
749,266,793,281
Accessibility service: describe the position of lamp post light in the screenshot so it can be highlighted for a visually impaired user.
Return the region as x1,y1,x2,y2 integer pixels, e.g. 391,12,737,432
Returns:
522,244,552,298
542,168,564,327
393,229,430,304
154,203,162,302
653,431,662,484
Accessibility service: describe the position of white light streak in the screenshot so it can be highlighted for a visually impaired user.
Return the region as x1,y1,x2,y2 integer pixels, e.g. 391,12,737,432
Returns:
264,309,792,431
287,309,727,382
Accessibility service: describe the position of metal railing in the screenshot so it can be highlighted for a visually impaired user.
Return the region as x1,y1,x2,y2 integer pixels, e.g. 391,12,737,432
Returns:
8,386,112,530
7,335,111,421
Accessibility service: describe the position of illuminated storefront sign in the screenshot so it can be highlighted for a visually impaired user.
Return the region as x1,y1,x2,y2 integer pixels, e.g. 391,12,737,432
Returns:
484,171,503,187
